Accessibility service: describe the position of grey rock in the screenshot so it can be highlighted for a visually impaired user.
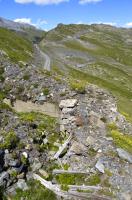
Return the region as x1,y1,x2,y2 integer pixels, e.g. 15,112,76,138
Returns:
31,158,42,172
121,192,132,200
17,179,28,191
62,108,74,114
117,148,132,163
0,171,9,187
70,141,87,155
4,153,20,168
95,159,105,173
9,160,20,167
86,136,95,146
26,172,33,181
43,138,48,144
37,95,46,102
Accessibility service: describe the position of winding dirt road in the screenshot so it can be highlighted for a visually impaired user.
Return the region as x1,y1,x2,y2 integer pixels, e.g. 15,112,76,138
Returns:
34,44,50,71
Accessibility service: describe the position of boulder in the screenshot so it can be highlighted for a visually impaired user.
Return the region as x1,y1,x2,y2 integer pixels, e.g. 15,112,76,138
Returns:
117,148,132,163
59,99,77,109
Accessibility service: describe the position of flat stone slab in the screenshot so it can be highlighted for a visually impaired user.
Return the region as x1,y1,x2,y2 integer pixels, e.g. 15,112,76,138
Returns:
59,99,77,109
4,99,59,118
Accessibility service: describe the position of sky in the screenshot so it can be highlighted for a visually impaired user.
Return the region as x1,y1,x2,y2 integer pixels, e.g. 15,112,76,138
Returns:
0,0,132,30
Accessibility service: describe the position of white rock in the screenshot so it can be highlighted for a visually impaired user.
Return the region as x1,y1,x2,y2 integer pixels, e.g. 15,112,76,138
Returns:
97,149,102,153
43,138,48,144
5,149,9,154
59,99,77,109
22,152,28,159
40,92,44,96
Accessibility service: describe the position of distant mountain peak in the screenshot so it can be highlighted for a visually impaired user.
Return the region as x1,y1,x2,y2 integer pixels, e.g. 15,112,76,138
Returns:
0,17,37,32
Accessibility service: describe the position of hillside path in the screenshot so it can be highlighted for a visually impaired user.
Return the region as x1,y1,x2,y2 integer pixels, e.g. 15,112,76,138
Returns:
34,44,50,71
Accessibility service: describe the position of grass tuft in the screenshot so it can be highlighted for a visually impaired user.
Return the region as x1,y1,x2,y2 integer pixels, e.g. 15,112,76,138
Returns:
110,130,132,153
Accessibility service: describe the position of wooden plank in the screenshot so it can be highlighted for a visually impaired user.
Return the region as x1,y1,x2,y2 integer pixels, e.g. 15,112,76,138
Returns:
52,169,90,175
69,185,101,191
33,174,110,200
53,133,72,159
33,173,69,198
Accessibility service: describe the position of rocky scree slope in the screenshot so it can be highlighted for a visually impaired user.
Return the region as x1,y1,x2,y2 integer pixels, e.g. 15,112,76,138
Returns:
0,23,132,200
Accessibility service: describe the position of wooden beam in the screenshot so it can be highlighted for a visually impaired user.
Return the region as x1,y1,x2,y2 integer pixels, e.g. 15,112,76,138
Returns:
33,174,110,200
53,133,73,159
33,173,68,198
52,169,90,175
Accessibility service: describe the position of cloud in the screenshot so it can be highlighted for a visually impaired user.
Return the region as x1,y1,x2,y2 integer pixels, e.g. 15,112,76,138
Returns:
15,0,69,5
125,22,132,28
79,0,102,5
14,18,48,29
14,18,32,24
76,21,83,24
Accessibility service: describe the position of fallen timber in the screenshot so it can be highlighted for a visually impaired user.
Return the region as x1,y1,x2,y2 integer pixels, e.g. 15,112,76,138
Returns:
53,133,73,159
33,174,111,200
52,169,90,175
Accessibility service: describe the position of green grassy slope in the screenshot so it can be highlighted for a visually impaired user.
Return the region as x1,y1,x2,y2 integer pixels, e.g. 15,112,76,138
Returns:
41,24,132,119
0,27,33,63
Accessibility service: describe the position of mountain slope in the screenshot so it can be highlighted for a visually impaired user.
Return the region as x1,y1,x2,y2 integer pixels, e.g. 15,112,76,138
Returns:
0,17,45,43
40,24,132,119
0,27,33,63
